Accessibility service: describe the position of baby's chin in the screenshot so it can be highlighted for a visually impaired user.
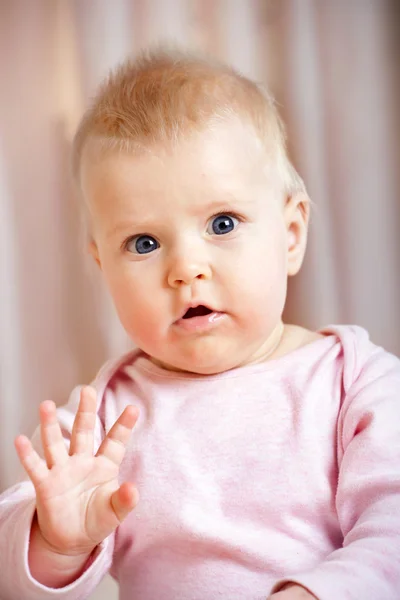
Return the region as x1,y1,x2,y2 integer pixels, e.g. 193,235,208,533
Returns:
149,342,256,375
151,357,239,376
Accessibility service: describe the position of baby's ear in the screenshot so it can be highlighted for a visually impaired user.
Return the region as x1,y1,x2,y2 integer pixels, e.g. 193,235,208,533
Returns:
88,240,102,269
284,193,310,276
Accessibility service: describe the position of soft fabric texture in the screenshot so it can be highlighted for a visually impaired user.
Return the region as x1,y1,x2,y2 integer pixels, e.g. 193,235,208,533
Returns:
1,325,400,600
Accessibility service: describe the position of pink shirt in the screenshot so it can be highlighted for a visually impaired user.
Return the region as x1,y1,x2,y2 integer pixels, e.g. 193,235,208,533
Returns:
1,325,400,600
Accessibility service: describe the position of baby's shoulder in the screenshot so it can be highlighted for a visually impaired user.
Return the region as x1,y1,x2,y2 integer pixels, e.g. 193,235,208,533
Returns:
89,347,144,406
322,324,400,394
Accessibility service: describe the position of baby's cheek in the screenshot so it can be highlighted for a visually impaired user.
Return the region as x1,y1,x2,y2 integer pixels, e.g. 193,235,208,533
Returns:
104,276,151,333
125,304,165,348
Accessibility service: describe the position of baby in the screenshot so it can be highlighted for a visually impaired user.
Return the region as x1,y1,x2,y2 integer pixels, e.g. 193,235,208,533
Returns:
1,48,400,600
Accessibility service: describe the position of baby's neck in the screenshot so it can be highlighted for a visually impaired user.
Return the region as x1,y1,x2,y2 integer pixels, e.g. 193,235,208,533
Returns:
255,324,324,365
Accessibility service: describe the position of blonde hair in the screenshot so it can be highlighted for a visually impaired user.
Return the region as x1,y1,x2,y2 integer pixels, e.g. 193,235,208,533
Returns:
72,46,305,195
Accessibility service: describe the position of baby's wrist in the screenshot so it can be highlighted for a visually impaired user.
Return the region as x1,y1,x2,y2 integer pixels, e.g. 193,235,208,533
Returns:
28,516,97,588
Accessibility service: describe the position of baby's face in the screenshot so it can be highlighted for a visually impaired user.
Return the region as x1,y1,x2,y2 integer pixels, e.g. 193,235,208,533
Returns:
81,121,303,374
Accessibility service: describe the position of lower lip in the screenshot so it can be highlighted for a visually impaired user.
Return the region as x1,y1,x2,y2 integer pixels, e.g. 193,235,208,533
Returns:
174,311,226,332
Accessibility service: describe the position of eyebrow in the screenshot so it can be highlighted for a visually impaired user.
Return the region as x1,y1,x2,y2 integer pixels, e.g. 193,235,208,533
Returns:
105,195,252,239
106,221,140,240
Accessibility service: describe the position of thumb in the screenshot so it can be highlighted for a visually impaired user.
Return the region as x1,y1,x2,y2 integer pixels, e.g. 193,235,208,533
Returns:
111,482,139,522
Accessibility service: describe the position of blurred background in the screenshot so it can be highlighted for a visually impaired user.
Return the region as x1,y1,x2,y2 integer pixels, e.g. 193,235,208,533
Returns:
0,1,399,598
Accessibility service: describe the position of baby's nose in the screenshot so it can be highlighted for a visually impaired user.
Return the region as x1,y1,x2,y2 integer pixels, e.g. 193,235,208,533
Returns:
167,254,212,288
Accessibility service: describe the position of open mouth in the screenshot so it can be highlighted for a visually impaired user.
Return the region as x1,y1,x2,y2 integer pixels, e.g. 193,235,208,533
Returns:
182,305,213,319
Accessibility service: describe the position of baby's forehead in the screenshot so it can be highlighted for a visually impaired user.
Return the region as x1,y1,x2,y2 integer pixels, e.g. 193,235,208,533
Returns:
81,136,284,230
190,118,269,164
88,116,272,179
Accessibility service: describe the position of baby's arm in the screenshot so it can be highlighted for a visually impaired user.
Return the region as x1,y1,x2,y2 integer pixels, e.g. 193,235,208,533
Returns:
28,511,97,588
0,384,139,599
270,344,400,600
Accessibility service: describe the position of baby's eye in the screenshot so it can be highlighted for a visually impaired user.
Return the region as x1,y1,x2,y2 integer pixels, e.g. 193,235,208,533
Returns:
125,234,159,254
207,214,239,236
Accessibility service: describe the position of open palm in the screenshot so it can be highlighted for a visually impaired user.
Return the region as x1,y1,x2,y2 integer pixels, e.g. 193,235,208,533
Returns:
15,386,139,556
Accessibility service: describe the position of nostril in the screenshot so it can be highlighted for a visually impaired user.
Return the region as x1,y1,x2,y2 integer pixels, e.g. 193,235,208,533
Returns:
183,306,212,319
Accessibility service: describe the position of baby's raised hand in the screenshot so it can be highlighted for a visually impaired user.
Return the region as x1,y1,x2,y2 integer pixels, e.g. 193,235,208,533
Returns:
15,386,139,557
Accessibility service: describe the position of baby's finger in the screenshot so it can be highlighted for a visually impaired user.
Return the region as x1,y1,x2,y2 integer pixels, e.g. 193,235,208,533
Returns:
14,435,48,487
110,482,139,523
96,405,138,467
69,386,97,456
39,400,69,468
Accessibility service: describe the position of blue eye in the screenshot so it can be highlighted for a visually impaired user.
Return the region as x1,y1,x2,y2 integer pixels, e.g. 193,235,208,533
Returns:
126,235,159,254
208,214,238,235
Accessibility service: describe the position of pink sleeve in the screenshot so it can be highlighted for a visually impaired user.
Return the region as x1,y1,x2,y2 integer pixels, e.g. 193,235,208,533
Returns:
271,338,400,599
0,384,115,600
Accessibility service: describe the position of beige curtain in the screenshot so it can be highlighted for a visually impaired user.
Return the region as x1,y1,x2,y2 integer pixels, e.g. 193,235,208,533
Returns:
1,1,399,597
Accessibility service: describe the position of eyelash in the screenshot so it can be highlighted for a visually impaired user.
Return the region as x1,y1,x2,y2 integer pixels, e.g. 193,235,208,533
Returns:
121,211,244,251
212,211,243,223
